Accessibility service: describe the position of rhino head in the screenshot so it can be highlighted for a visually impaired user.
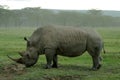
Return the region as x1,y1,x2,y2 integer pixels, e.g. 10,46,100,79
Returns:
8,37,39,67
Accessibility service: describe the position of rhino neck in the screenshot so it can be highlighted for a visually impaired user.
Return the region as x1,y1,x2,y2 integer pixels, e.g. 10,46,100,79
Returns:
37,47,45,55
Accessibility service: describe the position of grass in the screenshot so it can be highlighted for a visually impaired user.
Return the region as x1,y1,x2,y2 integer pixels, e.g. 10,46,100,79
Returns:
0,27,120,80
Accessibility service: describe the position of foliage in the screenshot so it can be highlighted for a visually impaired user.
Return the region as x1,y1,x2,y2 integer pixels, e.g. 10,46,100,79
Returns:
88,9,103,16
0,7,120,27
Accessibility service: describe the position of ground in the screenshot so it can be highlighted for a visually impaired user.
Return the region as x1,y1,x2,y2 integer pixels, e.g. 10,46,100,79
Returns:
0,27,120,80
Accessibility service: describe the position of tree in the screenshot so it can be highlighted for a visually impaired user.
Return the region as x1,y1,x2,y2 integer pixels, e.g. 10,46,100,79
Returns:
88,9,103,16
0,5,9,9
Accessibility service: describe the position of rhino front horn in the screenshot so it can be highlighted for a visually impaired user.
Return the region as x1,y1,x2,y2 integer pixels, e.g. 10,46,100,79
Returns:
7,55,24,64
7,55,18,61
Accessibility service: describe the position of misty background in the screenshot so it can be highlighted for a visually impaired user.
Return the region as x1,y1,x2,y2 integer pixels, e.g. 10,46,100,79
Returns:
0,5,120,27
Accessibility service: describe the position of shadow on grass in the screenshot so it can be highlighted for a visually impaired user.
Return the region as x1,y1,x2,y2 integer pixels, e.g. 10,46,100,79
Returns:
29,64,88,80
59,64,90,71
34,63,90,71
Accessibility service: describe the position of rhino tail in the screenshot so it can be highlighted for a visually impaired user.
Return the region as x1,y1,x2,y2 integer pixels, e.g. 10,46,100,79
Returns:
102,43,106,54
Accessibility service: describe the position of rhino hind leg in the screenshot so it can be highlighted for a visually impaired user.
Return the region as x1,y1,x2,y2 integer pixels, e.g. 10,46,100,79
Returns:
91,56,101,70
87,46,102,70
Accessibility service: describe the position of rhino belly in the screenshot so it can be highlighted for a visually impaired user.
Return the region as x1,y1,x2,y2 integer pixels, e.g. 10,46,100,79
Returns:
57,43,86,57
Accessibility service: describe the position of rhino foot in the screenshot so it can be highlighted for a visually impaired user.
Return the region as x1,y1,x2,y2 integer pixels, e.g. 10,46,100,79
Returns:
52,64,58,68
91,64,102,71
97,64,101,69
44,64,58,69
90,67,98,71
45,65,52,69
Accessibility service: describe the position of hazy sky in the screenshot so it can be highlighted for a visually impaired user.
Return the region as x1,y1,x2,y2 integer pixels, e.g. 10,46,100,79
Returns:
0,0,120,10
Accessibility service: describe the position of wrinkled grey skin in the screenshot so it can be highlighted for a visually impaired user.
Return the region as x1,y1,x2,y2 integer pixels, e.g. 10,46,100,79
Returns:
9,25,105,70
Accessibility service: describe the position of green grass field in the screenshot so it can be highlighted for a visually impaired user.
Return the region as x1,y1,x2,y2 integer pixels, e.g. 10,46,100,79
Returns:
0,27,120,80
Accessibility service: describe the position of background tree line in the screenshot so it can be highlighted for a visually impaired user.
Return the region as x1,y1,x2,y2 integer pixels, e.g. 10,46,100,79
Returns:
0,5,120,27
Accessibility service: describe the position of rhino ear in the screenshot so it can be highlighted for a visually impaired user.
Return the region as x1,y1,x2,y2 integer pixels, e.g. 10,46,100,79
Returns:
24,37,28,41
24,37,30,43
24,37,31,47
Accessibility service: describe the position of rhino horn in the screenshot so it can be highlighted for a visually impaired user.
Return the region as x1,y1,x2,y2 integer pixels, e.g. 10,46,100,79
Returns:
7,55,24,64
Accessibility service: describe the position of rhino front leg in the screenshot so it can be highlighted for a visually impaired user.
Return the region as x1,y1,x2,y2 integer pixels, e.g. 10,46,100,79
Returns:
52,54,58,68
45,49,55,69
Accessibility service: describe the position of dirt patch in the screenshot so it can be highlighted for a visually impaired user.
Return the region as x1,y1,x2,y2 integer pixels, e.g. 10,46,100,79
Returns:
44,75,83,80
0,63,26,80
3,63,25,74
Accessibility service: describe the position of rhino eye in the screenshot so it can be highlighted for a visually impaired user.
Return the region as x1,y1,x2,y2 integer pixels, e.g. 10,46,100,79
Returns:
26,54,30,59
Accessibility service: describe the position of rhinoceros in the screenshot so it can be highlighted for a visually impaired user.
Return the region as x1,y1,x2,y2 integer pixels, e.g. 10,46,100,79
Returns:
8,25,105,70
